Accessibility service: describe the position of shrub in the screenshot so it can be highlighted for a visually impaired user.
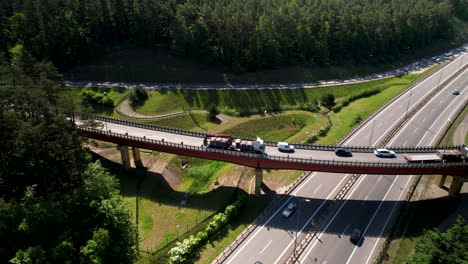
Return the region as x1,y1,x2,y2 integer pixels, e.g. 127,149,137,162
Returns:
167,196,246,263
304,133,319,143
129,87,148,106
320,93,336,110
80,89,114,106
318,124,331,136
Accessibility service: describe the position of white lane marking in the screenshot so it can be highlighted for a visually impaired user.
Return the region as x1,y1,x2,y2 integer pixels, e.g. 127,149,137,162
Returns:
300,175,368,263
371,62,467,145
364,176,413,264
260,240,273,254
341,224,350,237
414,91,467,146
225,171,319,264
388,69,468,146
273,175,350,264
402,140,408,145
360,195,368,206
376,176,382,183
344,175,401,264
314,184,323,194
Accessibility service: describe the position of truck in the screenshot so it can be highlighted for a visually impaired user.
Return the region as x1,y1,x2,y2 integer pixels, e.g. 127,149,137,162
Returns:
403,154,442,163
203,135,265,154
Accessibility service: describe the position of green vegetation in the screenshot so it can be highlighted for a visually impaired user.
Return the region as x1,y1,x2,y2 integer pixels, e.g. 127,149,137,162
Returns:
405,216,467,264
168,196,247,264
134,75,416,117
0,0,458,72
438,104,468,146
148,112,218,132
318,70,432,144
0,46,137,263
221,112,324,141
182,161,227,194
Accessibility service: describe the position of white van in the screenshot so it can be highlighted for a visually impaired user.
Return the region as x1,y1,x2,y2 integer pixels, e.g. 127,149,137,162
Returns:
278,142,294,152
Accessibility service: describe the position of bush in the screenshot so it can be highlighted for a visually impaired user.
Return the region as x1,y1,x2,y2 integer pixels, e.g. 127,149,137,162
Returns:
303,133,319,143
167,196,246,264
320,93,336,110
318,124,331,136
80,89,114,106
129,87,148,106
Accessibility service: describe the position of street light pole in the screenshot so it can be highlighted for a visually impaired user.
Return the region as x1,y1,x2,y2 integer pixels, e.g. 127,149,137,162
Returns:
405,89,412,118
369,120,376,147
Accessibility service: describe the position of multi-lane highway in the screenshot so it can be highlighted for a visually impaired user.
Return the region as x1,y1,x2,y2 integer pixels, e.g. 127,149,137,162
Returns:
220,53,467,264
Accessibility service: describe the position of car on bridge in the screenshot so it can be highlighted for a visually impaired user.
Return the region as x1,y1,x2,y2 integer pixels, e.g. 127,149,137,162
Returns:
335,147,352,157
278,142,295,152
282,202,297,218
374,149,396,157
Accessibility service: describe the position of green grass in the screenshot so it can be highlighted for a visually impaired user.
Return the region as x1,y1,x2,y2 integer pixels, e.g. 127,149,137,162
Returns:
221,112,326,141
147,112,218,132
386,177,459,264
193,197,270,264
132,74,418,117
317,67,437,144
135,91,186,115
438,104,468,146
180,161,227,194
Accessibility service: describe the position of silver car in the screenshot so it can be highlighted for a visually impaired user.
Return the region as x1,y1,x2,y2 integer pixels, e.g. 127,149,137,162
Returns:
282,202,297,218
374,149,396,157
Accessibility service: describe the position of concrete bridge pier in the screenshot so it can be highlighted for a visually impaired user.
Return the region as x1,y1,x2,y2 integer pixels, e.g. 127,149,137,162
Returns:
255,168,263,196
118,145,131,168
132,147,143,168
448,176,465,198
436,175,467,198
435,175,447,188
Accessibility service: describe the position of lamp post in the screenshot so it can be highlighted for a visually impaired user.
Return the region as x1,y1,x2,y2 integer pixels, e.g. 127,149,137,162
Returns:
369,120,376,147
442,119,452,159
405,89,412,118
294,198,311,259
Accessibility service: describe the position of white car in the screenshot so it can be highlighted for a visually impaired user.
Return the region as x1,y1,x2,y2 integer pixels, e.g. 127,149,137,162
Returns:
374,149,396,157
278,142,294,152
282,202,297,218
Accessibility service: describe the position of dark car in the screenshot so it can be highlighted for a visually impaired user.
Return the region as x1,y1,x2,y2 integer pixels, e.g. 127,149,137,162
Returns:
350,229,362,244
452,90,460,95
335,147,352,157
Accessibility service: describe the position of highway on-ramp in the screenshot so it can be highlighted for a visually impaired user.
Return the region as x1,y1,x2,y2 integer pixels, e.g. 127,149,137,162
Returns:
220,54,467,264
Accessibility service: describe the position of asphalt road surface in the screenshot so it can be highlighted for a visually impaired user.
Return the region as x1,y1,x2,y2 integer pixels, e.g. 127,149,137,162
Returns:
221,54,467,264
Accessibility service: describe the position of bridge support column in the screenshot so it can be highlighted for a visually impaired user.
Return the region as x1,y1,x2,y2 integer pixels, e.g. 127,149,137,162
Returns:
435,175,447,188
118,145,131,168
448,176,464,198
132,147,142,167
255,168,263,196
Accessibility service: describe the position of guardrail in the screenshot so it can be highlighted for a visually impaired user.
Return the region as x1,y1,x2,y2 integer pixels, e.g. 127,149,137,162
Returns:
76,126,467,171
78,113,464,153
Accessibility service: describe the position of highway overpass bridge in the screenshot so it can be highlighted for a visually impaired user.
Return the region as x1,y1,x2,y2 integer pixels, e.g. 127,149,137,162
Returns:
75,115,468,195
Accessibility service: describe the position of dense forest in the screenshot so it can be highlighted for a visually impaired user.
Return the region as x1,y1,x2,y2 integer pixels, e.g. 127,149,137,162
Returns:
0,0,464,72
0,46,138,263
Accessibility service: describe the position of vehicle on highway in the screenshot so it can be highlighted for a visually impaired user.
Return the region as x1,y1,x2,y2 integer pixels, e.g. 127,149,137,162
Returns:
282,202,297,218
452,90,460,95
350,229,362,244
374,149,396,157
278,142,295,152
335,147,352,157
204,134,265,154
